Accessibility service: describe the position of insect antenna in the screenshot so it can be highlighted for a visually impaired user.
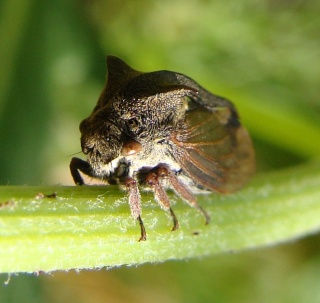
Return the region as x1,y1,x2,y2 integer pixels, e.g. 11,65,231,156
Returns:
66,151,83,158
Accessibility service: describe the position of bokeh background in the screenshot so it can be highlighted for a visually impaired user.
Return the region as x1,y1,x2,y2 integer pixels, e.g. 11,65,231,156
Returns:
1,0,320,302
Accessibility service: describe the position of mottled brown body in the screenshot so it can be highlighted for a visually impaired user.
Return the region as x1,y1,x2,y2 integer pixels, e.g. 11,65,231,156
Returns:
70,56,255,240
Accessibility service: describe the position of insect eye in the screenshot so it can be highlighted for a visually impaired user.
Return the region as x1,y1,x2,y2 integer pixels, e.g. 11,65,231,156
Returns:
127,118,139,129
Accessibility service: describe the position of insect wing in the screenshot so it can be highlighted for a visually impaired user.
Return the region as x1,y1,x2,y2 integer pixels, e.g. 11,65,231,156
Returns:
171,100,255,193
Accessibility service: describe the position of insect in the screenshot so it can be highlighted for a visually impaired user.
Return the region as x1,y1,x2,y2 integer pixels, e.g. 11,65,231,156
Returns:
70,56,255,241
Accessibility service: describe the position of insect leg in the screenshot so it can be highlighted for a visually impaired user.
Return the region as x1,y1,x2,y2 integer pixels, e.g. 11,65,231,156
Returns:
137,215,147,242
156,164,211,225
70,157,93,185
169,207,179,231
124,177,146,241
145,172,179,231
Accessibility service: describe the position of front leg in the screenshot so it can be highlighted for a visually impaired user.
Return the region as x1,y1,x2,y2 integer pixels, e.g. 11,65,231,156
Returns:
124,177,146,241
70,157,94,185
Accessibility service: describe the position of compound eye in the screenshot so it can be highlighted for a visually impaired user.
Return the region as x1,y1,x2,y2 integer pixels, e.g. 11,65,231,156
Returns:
127,118,139,129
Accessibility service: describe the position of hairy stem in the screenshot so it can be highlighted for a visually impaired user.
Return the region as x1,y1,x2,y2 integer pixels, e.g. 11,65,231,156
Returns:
0,161,320,273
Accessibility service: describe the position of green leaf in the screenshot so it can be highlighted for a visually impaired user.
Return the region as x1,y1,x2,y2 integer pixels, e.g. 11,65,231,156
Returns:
0,161,319,273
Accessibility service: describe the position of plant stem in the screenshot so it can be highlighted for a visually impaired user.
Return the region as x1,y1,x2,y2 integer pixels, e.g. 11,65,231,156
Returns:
0,161,320,273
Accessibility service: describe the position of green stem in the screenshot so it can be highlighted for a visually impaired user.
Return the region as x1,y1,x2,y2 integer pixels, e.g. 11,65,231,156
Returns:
0,161,320,273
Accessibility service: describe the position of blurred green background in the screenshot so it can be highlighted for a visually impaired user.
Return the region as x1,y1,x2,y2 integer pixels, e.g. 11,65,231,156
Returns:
0,0,320,302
